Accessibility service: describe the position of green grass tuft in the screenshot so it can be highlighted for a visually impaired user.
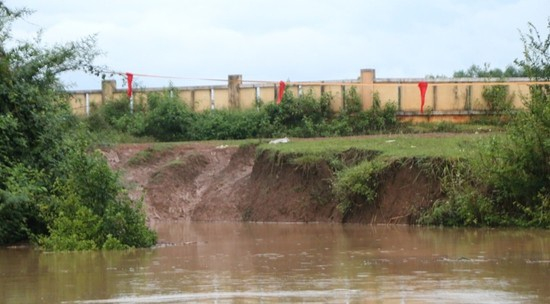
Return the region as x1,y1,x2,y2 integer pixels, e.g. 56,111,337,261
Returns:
259,133,498,159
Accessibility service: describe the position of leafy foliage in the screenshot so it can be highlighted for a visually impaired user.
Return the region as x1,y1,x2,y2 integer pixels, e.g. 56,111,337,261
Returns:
86,85,399,141
191,109,265,140
328,90,398,136
0,164,46,244
481,85,514,114
453,63,526,78
418,160,499,227
260,90,334,137
0,3,156,249
421,19,550,228
143,90,194,141
333,160,387,218
483,19,550,227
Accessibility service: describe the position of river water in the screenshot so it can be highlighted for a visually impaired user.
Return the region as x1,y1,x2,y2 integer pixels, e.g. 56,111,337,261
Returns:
1,222,548,303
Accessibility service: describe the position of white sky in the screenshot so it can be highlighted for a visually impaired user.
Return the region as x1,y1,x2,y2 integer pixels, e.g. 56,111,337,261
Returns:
5,0,549,90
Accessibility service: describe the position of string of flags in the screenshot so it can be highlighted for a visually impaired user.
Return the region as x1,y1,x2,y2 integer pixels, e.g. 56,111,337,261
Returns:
122,71,434,113
122,71,289,105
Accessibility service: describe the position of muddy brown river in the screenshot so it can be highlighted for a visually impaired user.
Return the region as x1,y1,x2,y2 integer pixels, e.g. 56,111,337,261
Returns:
1,222,548,303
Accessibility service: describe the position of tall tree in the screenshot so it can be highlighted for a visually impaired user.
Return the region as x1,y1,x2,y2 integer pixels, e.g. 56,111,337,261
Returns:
0,3,156,248
453,63,526,78
483,19,550,226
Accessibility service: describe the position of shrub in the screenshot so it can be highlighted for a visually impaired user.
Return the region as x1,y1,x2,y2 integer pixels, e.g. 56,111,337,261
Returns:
0,164,46,244
333,160,387,217
419,20,550,228
39,141,157,250
102,234,129,250
0,3,157,250
258,90,335,137
482,85,514,114
84,96,147,140
39,204,101,251
334,90,398,135
480,20,550,227
101,97,133,125
191,109,263,140
143,91,194,141
342,87,362,115
418,160,500,226
86,84,399,140
100,197,156,248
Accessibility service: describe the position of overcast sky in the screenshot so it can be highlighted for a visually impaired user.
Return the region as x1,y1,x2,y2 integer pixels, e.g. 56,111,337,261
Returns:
5,0,549,90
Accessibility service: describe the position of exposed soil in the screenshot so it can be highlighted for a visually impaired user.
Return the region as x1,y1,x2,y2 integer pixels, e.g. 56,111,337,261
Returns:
344,159,443,224
102,139,443,224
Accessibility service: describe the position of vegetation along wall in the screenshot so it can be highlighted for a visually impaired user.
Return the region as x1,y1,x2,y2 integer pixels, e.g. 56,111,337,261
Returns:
69,68,537,122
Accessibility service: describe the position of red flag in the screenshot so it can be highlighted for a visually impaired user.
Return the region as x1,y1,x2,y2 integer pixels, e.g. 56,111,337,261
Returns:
277,81,286,104
126,72,134,98
418,81,428,114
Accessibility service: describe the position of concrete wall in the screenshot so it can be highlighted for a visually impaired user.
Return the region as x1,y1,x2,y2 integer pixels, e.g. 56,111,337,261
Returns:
69,69,537,121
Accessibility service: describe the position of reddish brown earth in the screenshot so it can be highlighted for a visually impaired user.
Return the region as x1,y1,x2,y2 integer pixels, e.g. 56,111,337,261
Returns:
102,141,442,225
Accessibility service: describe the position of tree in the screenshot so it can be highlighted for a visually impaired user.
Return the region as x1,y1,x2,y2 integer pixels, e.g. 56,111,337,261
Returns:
453,63,526,78
482,19,550,227
0,3,156,248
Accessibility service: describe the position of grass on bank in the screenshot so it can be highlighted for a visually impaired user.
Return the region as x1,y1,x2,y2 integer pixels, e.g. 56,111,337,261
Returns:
258,132,501,159
117,131,498,161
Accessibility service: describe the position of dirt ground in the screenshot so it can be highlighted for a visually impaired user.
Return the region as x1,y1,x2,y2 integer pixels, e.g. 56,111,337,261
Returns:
102,139,442,224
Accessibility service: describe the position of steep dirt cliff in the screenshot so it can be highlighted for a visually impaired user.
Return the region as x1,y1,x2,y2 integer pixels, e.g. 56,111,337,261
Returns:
102,142,442,224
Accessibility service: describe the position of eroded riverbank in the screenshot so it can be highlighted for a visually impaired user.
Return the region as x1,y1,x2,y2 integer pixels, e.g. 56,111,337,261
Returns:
102,140,444,224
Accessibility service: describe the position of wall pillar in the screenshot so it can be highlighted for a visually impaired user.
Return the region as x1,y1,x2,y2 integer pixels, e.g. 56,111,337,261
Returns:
228,74,242,109
190,90,196,111
360,69,375,109
433,85,438,111
101,80,116,104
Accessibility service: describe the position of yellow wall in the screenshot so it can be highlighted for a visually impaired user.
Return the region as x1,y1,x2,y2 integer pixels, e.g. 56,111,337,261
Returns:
258,86,275,103
69,70,541,118
399,84,422,111
240,87,258,109
434,84,464,111
68,92,103,116
323,85,343,111
470,84,485,111
194,89,212,112
302,85,322,98
213,89,229,109
177,90,194,108
286,85,299,97
511,83,531,108
373,84,398,107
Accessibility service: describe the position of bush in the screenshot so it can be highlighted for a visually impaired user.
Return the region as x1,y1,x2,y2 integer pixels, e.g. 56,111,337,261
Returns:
0,165,45,245
333,90,398,135
39,142,157,250
102,234,129,250
418,160,500,227
259,90,334,137
0,3,157,250
482,20,550,227
39,204,101,251
482,85,514,114
143,91,194,141
333,160,387,217
418,20,550,228
84,97,147,142
191,109,264,140
100,196,157,248
85,84,400,141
